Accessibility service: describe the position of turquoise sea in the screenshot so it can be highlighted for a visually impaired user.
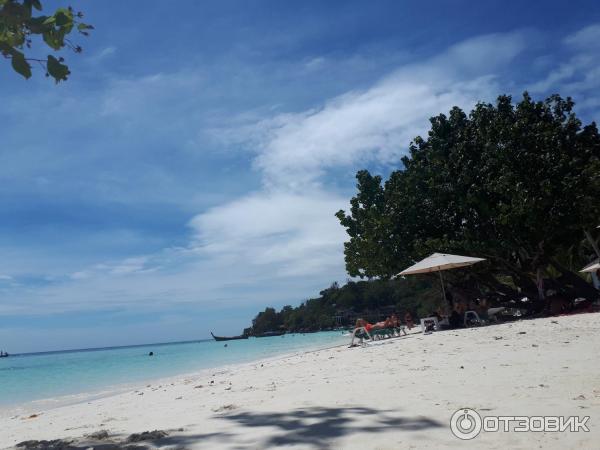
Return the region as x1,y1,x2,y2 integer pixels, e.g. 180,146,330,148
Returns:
0,332,348,408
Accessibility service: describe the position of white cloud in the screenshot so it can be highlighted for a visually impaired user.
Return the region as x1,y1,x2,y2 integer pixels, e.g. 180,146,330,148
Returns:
109,256,155,275
87,46,117,64
5,25,597,323
69,271,89,280
233,32,529,190
564,24,600,49
181,31,530,293
68,256,158,281
100,71,205,118
2,30,530,316
189,190,347,276
529,64,576,93
304,56,326,71
530,23,600,107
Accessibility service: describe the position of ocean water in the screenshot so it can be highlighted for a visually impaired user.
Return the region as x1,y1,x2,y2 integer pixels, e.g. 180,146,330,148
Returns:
0,332,348,408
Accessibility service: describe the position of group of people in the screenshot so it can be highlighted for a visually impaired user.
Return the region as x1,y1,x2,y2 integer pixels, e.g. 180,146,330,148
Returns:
352,303,477,336
354,312,415,333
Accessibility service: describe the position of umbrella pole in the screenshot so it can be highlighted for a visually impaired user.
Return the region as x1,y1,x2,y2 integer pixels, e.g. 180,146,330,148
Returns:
439,270,447,307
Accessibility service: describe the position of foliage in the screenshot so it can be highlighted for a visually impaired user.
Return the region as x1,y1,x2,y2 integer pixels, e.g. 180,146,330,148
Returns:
336,93,600,302
0,0,92,82
251,307,283,334
246,278,438,334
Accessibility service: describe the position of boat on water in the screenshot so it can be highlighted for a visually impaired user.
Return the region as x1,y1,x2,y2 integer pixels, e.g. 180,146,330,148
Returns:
210,332,248,342
0,352,9,358
255,330,286,338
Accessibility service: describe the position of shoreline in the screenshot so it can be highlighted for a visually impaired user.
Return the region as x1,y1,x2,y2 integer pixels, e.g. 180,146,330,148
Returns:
2,313,600,449
0,335,351,418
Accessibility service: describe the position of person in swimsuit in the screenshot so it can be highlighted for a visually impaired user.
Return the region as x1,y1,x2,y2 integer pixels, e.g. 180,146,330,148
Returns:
355,317,394,331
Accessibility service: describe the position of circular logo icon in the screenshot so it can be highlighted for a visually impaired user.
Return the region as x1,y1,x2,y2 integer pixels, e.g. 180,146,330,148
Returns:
450,408,482,440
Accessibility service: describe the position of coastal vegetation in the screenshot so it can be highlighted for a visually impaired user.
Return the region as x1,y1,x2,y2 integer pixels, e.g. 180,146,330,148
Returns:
245,278,437,334
0,0,92,82
247,93,600,334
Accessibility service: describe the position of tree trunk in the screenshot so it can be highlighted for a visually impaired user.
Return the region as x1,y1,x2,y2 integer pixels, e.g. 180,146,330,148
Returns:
550,258,599,299
536,267,545,300
584,229,600,259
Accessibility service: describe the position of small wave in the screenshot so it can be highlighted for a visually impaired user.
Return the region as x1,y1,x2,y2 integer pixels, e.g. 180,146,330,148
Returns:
0,366,26,371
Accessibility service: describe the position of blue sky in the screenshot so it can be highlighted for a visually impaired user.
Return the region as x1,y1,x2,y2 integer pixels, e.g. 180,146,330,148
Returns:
1,0,600,352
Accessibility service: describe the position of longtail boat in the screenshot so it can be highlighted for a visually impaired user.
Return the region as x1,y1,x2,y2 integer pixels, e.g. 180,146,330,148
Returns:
211,332,248,341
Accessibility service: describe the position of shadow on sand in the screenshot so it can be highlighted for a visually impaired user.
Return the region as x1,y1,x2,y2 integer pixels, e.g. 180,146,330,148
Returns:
14,406,442,450
216,406,443,449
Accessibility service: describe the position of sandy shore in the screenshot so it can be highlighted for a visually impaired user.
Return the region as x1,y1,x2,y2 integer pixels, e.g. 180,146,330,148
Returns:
2,313,600,449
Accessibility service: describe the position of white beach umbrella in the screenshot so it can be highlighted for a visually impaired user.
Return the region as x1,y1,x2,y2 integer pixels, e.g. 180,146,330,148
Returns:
580,260,600,273
398,252,486,304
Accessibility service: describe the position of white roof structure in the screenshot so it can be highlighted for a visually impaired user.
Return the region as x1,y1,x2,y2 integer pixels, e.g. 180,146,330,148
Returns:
580,260,600,273
399,252,486,275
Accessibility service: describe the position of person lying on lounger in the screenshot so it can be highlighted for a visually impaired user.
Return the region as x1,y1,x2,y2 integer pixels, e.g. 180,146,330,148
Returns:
354,317,395,332
349,316,407,347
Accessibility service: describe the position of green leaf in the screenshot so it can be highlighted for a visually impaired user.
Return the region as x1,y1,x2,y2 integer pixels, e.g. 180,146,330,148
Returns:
77,23,94,31
42,29,63,50
23,0,42,11
46,54,69,83
11,51,32,79
54,8,73,26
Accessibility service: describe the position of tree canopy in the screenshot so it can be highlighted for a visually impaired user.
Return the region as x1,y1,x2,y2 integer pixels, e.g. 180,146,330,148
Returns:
336,93,600,302
244,278,438,335
0,0,92,82
246,93,600,335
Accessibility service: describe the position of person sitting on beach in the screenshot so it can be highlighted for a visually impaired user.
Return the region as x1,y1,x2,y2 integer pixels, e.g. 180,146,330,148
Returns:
449,309,463,329
404,312,414,329
429,310,442,321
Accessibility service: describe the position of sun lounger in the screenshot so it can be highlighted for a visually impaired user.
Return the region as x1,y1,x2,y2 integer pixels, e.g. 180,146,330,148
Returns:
349,327,372,346
487,307,505,322
420,316,439,333
349,325,407,347
464,310,483,327
370,326,407,339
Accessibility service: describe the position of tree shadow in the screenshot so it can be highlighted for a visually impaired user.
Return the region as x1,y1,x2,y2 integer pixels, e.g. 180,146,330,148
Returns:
14,432,234,450
13,407,442,450
144,432,234,450
217,406,443,449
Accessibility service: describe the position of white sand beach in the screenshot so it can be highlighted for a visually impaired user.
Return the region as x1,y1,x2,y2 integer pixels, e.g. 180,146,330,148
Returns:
2,313,600,450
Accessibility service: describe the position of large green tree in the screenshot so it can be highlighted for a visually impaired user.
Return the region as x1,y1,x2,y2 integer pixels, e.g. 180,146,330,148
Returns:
337,93,600,302
0,0,92,82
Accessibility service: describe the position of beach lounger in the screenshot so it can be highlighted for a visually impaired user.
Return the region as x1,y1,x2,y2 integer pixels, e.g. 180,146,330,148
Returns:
349,326,407,347
370,326,407,340
349,327,372,347
487,307,505,322
464,310,483,327
420,316,439,334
